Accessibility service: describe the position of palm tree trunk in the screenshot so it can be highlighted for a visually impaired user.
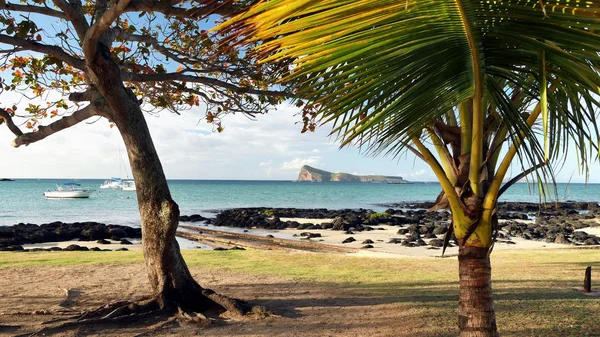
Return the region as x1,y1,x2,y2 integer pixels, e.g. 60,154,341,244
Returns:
458,245,498,337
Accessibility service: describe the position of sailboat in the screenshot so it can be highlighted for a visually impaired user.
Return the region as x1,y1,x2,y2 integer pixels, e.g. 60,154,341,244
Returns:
100,140,136,191
100,177,122,189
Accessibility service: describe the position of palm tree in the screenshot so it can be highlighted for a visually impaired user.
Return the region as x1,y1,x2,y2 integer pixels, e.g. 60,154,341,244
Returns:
218,1,600,336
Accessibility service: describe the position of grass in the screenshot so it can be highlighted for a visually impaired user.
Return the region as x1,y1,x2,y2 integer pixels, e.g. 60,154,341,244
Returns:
1,247,599,336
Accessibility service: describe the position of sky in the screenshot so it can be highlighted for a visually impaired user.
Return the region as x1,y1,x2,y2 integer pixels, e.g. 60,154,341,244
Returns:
2,91,600,182
1,8,599,183
0,93,434,180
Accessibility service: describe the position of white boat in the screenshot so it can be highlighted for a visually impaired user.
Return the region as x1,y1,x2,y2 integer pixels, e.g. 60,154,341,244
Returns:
100,177,122,189
44,182,93,199
121,180,136,191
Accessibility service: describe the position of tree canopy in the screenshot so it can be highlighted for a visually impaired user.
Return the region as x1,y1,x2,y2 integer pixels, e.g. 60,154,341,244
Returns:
0,0,288,144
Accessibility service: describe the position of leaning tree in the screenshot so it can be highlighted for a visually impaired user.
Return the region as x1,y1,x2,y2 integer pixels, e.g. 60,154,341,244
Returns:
0,0,289,321
218,1,600,336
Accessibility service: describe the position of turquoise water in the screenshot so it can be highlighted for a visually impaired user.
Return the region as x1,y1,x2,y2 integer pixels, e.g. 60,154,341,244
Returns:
0,179,598,226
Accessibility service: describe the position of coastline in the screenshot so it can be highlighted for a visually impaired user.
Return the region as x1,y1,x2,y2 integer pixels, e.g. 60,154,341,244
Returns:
2,201,600,256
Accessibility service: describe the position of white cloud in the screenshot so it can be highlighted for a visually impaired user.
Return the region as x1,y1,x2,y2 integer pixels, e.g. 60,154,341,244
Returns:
402,169,426,177
1,93,596,182
280,156,322,170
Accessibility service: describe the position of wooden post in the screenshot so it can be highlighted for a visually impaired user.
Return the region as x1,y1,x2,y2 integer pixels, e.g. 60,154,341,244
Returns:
584,266,592,293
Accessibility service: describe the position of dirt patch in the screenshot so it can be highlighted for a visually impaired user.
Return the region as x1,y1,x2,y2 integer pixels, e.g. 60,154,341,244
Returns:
0,263,455,337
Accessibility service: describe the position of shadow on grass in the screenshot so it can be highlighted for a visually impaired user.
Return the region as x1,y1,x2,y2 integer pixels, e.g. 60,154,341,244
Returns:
221,278,597,320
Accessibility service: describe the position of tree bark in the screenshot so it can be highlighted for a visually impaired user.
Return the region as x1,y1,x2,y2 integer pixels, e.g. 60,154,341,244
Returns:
112,104,216,311
458,245,498,337
84,43,222,313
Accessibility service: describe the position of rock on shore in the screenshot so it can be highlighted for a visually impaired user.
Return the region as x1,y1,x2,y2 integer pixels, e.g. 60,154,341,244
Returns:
202,202,600,248
0,222,141,252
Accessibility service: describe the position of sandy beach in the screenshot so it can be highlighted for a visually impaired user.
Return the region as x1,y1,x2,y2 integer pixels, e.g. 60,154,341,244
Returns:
277,218,574,258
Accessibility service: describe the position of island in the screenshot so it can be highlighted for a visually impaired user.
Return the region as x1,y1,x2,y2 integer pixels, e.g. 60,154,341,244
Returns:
0,178,15,181
297,165,408,183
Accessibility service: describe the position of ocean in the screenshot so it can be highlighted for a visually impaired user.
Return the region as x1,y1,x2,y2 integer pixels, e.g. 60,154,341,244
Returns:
1,179,598,227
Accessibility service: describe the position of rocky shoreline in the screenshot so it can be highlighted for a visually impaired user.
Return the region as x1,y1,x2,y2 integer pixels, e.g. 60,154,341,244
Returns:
193,202,600,248
0,222,141,252
2,202,600,253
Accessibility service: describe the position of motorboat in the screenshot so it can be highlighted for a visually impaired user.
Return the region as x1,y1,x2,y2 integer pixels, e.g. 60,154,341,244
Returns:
44,182,93,199
100,177,122,189
121,180,136,191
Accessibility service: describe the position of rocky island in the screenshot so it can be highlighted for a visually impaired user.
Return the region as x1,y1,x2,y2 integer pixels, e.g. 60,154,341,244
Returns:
297,165,408,183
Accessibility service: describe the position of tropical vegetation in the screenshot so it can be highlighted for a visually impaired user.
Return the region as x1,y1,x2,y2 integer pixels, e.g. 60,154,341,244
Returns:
218,1,600,335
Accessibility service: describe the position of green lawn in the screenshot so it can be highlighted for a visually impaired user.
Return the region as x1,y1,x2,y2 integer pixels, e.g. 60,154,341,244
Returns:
1,248,598,336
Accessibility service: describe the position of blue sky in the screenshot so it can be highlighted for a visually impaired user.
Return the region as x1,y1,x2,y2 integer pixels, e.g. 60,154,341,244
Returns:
1,90,599,182
1,7,598,182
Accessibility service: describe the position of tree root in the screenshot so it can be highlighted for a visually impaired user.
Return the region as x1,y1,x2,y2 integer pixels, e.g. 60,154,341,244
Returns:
17,291,268,336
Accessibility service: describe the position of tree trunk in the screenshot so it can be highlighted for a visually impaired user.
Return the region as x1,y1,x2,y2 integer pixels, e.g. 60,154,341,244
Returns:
458,245,498,337
84,43,226,313
112,104,216,311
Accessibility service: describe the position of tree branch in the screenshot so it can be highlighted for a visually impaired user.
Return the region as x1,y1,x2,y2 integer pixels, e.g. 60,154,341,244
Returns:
83,0,132,57
0,2,66,19
124,0,238,18
52,0,89,41
0,34,85,70
0,108,23,137
122,72,288,97
10,105,97,147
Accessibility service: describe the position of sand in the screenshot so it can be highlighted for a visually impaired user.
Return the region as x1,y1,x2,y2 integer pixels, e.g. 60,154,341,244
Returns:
280,218,571,258
0,263,451,337
22,237,206,251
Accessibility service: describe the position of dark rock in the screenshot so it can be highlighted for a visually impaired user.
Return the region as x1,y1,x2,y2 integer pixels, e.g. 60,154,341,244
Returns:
405,231,421,242
361,245,374,249
90,247,102,251
49,247,63,251
107,228,128,240
179,214,207,222
119,239,133,245
64,244,89,251
80,226,105,240
213,247,228,251
388,238,403,244
362,239,374,244
433,226,448,235
266,234,275,238
572,231,589,242
583,237,599,245
554,233,570,244
419,225,434,235
342,237,356,244
96,239,111,244
115,248,129,251
296,222,310,230
429,239,444,247
300,232,321,238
